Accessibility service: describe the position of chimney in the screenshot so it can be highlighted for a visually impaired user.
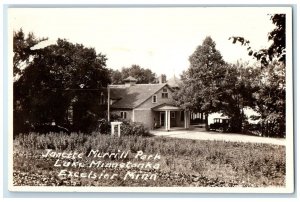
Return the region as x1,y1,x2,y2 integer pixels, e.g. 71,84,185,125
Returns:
124,76,137,87
158,74,167,84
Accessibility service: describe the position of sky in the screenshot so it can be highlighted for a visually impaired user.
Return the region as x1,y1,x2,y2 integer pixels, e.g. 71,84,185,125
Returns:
9,7,285,79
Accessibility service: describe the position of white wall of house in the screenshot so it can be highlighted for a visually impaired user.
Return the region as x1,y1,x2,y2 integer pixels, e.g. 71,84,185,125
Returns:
133,109,154,129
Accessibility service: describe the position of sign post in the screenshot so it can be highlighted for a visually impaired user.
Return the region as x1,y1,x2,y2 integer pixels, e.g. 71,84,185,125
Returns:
111,122,122,137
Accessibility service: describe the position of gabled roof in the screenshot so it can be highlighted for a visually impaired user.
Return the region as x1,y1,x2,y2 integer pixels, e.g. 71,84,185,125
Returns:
110,83,169,109
152,103,181,111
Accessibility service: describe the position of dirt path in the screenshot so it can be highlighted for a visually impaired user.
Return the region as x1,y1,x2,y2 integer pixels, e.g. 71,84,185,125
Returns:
150,128,286,146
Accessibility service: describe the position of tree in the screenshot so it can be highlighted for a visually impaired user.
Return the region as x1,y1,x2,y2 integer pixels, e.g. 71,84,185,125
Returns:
230,14,286,137
14,32,110,133
13,29,48,78
109,69,123,84
251,61,286,137
230,14,286,66
173,36,226,130
174,37,259,132
217,64,259,132
110,64,156,84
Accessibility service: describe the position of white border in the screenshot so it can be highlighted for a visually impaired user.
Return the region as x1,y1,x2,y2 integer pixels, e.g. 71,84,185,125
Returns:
5,5,295,194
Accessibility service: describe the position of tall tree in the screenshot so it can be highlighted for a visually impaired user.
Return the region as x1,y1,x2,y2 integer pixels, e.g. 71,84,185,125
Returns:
173,36,226,130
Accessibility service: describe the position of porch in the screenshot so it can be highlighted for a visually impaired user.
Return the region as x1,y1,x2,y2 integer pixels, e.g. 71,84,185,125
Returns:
152,104,190,131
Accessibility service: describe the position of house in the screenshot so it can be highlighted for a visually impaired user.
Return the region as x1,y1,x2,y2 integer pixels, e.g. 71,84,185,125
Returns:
108,76,191,131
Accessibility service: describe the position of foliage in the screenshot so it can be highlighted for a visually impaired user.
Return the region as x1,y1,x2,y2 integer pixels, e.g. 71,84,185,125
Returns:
94,118,111,134
175,14,286,136
120,121,151,137
13,29,48,78
173,37,256,132
252,61,286,137
13,31,110,133
173,36,225,115
109,69,123,84
229,14,286,66
110,64,156,84
217,64,259,132
13,132,286,187
229,14,286,137
98,112,151,136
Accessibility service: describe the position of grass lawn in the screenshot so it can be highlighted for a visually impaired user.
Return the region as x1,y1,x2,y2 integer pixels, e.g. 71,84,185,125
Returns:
13,132,285,187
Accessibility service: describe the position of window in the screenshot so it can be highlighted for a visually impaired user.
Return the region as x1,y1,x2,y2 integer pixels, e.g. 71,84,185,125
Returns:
152,95,157,103
162,88,168,98
162,93,168,98
171,112,175,118
120,111,127,119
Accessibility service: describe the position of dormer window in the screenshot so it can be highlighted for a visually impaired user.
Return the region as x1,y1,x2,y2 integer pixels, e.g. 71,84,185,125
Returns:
162,88,168,98
152,95,157,103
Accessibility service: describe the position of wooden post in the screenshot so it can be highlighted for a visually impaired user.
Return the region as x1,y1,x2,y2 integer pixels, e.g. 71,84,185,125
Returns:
111,122,122,137
165,110,168,131
118,124,121,137
167,111,171,131
111,123,114,136
132,109,135,122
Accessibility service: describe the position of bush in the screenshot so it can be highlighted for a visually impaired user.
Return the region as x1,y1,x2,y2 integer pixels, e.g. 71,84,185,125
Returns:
94,118,110,134
120,121,151,137
242,122,262,136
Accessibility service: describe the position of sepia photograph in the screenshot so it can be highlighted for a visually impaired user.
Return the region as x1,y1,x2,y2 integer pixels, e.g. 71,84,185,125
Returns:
7,6,293,193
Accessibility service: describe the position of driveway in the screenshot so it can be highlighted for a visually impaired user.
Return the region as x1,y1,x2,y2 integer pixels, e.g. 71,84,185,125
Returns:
150,128,286,146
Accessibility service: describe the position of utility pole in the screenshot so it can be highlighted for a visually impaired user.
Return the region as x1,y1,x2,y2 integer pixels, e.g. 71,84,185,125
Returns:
107,85,110,122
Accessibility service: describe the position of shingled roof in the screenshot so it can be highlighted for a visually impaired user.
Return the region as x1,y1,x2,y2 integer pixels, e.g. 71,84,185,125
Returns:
110,83,167,109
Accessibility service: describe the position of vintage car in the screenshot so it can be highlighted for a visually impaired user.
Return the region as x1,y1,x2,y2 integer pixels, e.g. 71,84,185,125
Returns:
209,118,230,132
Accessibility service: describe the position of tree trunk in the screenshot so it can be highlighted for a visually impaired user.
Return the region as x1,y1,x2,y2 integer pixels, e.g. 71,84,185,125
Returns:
205,113,209,131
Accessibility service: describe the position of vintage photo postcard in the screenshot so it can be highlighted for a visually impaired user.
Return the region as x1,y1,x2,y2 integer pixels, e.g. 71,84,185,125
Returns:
7,6,294,193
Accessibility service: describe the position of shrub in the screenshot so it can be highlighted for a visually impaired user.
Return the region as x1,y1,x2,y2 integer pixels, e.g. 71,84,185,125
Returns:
120,121,151,137
242,122,262,136
94,118,110,134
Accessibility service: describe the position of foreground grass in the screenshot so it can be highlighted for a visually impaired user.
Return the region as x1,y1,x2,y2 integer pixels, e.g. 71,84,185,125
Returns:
13,132,285,187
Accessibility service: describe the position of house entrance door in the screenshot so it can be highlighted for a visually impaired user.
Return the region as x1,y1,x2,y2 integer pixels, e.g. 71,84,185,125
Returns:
160,112,165,127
